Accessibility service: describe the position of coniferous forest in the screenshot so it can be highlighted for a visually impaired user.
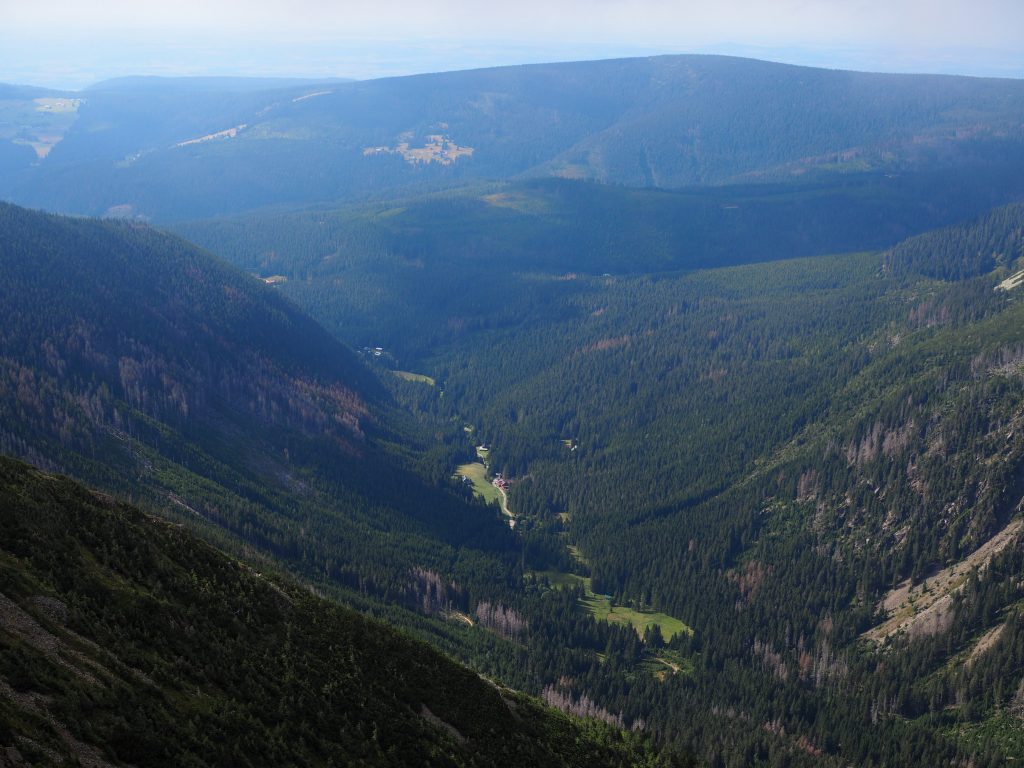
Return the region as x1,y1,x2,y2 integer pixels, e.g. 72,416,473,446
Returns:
2,54,1024,766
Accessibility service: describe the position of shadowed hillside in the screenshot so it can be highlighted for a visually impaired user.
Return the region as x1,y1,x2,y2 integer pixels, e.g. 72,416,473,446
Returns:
0,455,670,767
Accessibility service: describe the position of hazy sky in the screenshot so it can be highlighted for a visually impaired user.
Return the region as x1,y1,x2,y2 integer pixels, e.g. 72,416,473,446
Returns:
2,0,1022,88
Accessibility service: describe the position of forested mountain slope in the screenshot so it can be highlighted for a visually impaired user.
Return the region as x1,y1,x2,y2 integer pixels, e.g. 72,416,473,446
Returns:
6,64,1024,758
0,455,667,767
441,203,1024,762
4,55,1024,219
0,200,814,766
0,202,515,620
186,190,1024,763
178,172,1024,362
426,202,1024,630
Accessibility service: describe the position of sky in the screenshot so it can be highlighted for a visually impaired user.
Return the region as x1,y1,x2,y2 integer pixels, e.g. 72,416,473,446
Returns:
1,0,1022,89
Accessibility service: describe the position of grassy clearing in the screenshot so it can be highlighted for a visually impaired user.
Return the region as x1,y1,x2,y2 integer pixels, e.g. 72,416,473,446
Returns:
532,570,590,590
367,136,474,166
530,569,691,640
391,370,436,386
581,592,691,640
642,649,694,680
481,191,550,214
34,97,82,113
455,462,501,506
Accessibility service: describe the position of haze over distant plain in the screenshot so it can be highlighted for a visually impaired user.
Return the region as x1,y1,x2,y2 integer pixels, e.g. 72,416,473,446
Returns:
1,0,1022,88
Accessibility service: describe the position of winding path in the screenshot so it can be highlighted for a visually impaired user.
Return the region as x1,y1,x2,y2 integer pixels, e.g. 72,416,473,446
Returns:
493,482,515,527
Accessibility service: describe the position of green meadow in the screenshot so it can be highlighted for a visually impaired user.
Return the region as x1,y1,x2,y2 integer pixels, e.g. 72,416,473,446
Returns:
455,462,502,506
532,570,691,640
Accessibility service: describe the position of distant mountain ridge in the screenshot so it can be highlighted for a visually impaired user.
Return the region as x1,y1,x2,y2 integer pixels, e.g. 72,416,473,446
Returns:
84,75,355,92
2,54,1024,219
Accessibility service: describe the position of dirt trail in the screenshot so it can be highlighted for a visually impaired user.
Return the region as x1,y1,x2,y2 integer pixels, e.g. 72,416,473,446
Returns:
446,610,474,627
656,657,681,674
494,484,514,526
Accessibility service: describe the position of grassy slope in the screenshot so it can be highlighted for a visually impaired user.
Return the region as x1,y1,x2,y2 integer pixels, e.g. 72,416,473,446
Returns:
456,461,502,506
532,571,691,640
